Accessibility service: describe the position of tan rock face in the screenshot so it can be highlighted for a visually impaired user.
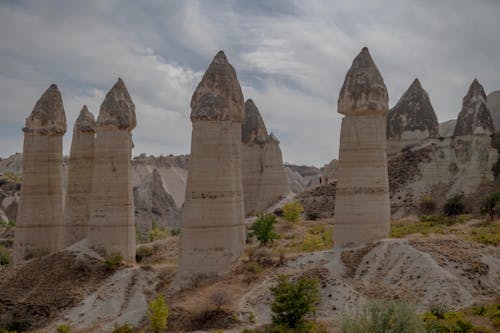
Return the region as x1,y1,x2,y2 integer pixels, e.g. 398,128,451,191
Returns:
334,47,391,248
241,100,289,216
14,84,67,261
63,106,96,247
180,51,246,278
88,79,136,262
454,79,494,136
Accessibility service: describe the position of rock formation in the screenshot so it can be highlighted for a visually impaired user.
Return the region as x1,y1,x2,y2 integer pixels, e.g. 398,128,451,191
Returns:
88,79,136,262
454,79,494,136
14,84,67,261
439,119,457,137
487,90,500,131
334,47,390,247
62,106,96,247
387,79,439,155
241,99,289,216
133,168,180,235
179,51,246,278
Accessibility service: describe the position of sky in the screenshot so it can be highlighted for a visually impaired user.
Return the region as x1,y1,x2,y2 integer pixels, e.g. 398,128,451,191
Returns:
0,0,499,166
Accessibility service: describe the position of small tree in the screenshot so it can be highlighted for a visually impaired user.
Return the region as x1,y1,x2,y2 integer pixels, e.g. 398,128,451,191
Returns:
209,290,230,311
282,202,304,223
270,275,319,329
481,192,500,221
442,194,465,216
249,213,279,245
418,195,437,215
148,295,169,333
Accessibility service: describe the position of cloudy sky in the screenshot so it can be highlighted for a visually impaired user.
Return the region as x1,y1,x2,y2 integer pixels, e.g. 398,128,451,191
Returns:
0,0,499,166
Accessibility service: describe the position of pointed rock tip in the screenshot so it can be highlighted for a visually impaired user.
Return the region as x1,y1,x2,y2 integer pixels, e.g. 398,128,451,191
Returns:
24,83,67,134
75,105,96,133
97,78,136,131
215,50,227,61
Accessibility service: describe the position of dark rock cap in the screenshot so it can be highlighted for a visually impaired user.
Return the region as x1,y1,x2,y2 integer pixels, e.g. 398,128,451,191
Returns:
190,51,244,122
74,105,96,133
387,78,439,139
453,79,494,136
242,99,269,144
24,83,67,135
97,78,136,131
338,47,388,116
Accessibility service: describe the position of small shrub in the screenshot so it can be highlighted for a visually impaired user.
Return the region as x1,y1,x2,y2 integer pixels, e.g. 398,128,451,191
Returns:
56,324,71,333
469,224,500,246
423,311,473,333
341,300,425,333
419,195,437,215
105,252,124,272
428,301,449,319
135,245,154,262
443,194,466,216
0,246,12,266
282,202,304,224
170,228,181,236
481,192,500,221
148,295,169,333
270,275,319,329
209,290,230,311
254,248,274,266
147,221,169,242
242,261,264,274
249,213,279,245
112,323,134,333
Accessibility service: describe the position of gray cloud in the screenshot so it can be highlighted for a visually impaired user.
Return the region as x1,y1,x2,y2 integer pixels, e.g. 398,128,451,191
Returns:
0,0,499,166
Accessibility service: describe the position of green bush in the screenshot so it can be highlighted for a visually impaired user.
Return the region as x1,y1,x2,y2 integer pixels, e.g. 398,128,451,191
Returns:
135,245,154,262
282,202,304,224
148,295,169,333
112,323,134,333
443,194,466,216
249,213,279,245
105,253,124,272
481,192,500,221
423,311,473,333
56,324,71,333
0,245,12,266
341,300,425,333
469,224,500,246
270,275,319,329
419,196,437,215
147,221,169,242
170,228,181,236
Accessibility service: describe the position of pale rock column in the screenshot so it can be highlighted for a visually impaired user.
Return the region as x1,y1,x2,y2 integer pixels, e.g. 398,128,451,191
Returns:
63,106,96,247
88,78,137,262
14,84,67,261
180,51,246,277
334,47,391,248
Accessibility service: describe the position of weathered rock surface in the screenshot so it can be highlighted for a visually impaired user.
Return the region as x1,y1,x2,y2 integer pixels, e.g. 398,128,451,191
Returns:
334,47,391,247
439,119,457,138
133,168,180,235
487,90,500,131
88,79,136,262
179,51,246,278
454,79,494,136
241,99,289,216
63,106,96,247
387,79,439,154
14,84,67,261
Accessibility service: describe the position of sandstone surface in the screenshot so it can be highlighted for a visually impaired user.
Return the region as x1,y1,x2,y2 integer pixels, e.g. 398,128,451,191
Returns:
454,79,494,136
487,90,500,131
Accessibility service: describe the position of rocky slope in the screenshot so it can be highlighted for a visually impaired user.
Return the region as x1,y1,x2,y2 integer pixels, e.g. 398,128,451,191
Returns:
488,90,500,131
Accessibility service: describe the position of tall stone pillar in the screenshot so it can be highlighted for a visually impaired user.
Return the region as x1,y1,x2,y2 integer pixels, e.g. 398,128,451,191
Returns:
334,47,390,248
179,51,246,277
88,79,137,262
63,106,96,247
14,84,67,261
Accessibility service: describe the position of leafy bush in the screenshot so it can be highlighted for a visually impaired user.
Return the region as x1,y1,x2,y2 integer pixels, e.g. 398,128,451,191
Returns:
428,301,449,319
249,213,279,245
112,323,134,333
209,290,230,311
147,221,169,242
270,275,319,329
135,245,154,262
282,202,304,224
341,300,425,333
423,311,473,333
105,252,124,272
56,324,71,333
443,194,466,216
481,192,500,221
148,295,169,333
242,261,264,274
0,246,12,266
419,195,437,215
298,225,333,252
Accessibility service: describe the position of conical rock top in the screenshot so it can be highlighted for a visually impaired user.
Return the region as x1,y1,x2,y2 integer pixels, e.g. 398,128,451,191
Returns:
190,50,244,122
338,47,388,116
24,83,67,135
242,99,269,144
387,78,439,139
454,79,494,136
74,105,96,133
97,78,136,131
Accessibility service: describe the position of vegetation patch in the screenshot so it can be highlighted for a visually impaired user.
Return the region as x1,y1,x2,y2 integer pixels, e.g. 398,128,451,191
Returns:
390,215,467,238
